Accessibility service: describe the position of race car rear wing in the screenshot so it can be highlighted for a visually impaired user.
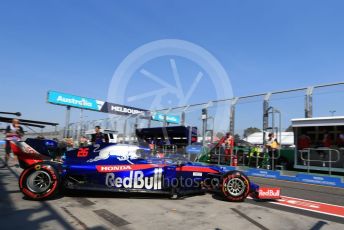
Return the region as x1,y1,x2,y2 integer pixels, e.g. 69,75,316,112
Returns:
10,141,50,167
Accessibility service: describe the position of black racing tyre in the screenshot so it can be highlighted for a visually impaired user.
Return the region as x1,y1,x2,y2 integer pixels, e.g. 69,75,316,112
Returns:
19,163,60,200
220,171,250,202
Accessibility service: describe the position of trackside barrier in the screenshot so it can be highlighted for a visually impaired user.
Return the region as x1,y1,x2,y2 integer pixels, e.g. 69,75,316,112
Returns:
245,147,281,170
245,168,281,179
215,165,237,172
213,147,241,166
214,147,232,165
217,166,344,188
299,148,341,176
234,147,250,166
245,168,344,188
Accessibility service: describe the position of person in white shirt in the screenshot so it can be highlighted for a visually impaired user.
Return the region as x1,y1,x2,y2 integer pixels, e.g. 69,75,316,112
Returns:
3,119,24,167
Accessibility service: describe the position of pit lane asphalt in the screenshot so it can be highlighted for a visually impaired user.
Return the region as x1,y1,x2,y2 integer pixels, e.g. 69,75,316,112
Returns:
0,156,343,230
249,177,344,224
250,177,344,206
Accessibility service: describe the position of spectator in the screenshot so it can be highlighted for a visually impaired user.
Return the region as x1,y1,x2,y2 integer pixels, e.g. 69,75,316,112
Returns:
266,133,279,168
337,134,344,147
224,132,234,162
91,126,108,145
266,133,279,149
298,134,311,150
322,132,332,148
149,140,155,151
3,119,24,167
317,132,332,160
79,136,88,147
66,138,74,151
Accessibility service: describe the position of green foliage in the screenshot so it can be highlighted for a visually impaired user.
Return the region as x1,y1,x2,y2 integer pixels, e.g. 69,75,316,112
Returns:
243,127,261,138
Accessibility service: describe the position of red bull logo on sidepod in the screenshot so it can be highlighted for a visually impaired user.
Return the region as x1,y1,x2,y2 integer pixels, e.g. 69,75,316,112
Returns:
106,168,163,190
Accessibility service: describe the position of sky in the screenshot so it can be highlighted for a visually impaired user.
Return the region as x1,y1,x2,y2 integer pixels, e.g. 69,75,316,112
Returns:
1,0,344,135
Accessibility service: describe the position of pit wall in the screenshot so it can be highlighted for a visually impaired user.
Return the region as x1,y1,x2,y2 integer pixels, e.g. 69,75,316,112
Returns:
217,165,344,188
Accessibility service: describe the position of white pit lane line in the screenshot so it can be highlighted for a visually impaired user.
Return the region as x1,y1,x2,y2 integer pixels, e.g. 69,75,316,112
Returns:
247,195,344,219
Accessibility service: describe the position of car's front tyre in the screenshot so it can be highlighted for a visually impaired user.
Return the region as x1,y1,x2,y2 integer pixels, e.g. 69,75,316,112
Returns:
220,171,250,202
19,163,60,200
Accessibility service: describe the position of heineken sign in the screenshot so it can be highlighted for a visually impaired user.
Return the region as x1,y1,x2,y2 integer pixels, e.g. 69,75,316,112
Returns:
47,91,146,116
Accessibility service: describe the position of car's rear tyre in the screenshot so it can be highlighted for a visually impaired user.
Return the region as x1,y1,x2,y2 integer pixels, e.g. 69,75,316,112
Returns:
19,163,60,200
220,171,250,202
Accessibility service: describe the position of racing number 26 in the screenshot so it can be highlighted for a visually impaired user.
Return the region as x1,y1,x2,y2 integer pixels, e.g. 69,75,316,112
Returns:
77,148,89,158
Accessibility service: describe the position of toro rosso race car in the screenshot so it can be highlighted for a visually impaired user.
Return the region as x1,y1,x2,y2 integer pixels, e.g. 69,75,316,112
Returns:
10,138,281,201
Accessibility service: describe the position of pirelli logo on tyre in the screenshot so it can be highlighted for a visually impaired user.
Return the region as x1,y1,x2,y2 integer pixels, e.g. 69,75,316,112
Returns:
221,172,250,202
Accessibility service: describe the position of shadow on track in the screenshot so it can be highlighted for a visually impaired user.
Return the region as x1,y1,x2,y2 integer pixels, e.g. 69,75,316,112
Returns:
0,159,107,230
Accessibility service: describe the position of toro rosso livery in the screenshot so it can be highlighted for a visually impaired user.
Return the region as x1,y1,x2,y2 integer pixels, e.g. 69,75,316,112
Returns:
10,139,280,201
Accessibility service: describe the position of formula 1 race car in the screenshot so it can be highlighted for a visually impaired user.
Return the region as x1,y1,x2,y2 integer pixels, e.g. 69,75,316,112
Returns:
10,138,281,201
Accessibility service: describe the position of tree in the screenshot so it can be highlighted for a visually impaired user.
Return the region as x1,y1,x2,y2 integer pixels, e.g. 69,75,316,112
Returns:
234,134,241,142
216,132,225,139
243,127,261,138
285,125,293,132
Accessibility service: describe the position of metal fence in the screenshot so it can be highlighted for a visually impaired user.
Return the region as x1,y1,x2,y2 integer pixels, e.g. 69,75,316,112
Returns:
26,82,344,176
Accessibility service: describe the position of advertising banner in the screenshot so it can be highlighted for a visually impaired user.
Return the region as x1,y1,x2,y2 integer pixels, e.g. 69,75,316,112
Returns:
47,91,146,116
100,102,147,116
151,112,180,124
